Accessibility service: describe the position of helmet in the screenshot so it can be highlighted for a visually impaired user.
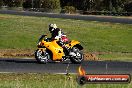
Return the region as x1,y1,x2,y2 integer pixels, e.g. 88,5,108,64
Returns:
49,24,57,32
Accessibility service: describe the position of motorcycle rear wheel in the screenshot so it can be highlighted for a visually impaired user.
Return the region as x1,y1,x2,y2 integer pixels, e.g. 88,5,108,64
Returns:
35,49,50,64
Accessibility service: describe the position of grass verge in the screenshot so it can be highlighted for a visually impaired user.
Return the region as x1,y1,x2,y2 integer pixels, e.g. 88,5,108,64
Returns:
0,73,131,88
98,52,132,62
0,14,132,61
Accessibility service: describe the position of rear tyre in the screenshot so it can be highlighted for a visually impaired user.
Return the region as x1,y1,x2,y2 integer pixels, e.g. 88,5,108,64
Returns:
35,49,50,64
70,47,84,64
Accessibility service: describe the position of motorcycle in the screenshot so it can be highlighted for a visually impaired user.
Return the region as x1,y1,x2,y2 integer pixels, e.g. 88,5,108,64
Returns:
35,34,84,64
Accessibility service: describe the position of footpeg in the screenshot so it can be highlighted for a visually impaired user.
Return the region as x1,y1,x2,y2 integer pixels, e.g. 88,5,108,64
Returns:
62,56,69,61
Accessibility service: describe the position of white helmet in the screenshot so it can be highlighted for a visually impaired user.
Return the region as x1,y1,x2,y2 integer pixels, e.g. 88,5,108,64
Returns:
49,24,57,32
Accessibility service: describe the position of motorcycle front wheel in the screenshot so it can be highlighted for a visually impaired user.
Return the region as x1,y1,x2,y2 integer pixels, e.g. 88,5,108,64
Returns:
35,49,50,64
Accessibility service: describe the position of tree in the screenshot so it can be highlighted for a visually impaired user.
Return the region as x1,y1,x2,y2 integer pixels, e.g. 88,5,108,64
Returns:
23,0,32,8
4,0,23,7
92,0,103,11
62,6,76,14
101,0,129,12
0,0,3,7
40,0,61,12
124,1,132,12
60,0,73,7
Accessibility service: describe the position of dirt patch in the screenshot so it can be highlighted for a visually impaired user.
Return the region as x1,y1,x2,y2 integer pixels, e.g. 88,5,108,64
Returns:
84,53,100,61
0,16,9,19
0,49,99,60
0,49,34,58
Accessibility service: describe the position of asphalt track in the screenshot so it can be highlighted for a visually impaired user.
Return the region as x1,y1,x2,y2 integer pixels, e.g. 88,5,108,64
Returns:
0,58,132,74
0,10,132,24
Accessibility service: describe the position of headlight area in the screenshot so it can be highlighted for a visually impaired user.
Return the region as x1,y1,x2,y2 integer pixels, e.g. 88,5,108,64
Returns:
37,42,45,48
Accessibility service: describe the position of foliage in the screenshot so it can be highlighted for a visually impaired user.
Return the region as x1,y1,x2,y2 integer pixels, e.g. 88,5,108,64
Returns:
60,0,132,13
124,1,132,12
62,6,76,14
3,0,23,7
23,0,32,8
40,0,61,12
1,0,132,13
0,0,3,7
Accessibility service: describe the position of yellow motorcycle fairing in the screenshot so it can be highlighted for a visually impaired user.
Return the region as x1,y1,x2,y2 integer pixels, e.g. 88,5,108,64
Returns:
40,40,64,61
65,40,80,48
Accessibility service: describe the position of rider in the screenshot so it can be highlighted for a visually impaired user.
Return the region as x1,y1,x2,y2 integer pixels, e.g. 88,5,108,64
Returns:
48,24,68,51
49,24,62,41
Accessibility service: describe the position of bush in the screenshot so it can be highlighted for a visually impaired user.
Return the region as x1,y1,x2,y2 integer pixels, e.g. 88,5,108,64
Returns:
6,0,23,7
0,0,3,7
62,6,76,14
124,1,132,12
23,0,32,8
40,0,61,13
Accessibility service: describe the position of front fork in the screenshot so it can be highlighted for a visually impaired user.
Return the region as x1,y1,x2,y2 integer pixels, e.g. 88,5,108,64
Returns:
38,48,46,55
38,48,46,51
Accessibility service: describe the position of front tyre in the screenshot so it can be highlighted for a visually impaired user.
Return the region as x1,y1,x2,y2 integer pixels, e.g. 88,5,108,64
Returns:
35,49,50,64
70,47,84,64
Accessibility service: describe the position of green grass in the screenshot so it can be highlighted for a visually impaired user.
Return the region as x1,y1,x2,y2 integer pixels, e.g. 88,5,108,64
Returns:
98,53,132,61
0,14,132,60
0,73,131,88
